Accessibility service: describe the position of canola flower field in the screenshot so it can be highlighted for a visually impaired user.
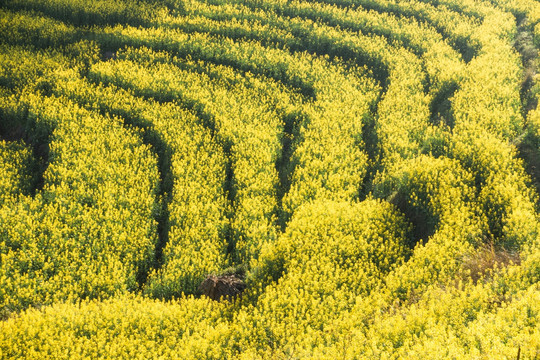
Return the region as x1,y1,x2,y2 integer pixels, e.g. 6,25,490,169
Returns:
1,0,540,358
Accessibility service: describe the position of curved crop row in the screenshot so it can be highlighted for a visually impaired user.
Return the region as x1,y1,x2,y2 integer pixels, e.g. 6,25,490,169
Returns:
51,64,230,299
0,93,159,314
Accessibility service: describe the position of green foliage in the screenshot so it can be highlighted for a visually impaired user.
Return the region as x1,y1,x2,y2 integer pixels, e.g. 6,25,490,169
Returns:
2,0,164,27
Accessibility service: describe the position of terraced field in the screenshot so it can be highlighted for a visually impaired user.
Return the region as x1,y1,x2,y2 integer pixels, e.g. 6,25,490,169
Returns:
1,0,540,358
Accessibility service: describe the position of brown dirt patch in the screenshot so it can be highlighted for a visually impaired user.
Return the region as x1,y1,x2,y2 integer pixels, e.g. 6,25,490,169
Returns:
198,274,246,301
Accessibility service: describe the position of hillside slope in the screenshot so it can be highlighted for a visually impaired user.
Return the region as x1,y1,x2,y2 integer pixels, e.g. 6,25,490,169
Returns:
1,0,540,358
